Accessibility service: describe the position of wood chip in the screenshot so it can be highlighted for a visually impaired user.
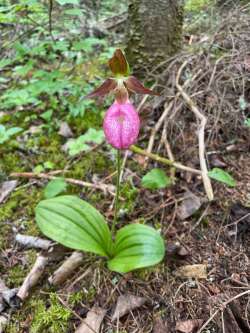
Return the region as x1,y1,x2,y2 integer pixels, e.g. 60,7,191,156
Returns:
176,319,203,333
174,264,207,279
112,294,146,321
75,307,106,333
0,180,18,204
177,192,201,220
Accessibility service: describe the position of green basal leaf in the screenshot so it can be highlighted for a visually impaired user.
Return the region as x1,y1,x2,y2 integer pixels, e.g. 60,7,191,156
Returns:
108,224,165,273
44,178,67,199
35,195,113,257
141,168,171,190
208,168,236,187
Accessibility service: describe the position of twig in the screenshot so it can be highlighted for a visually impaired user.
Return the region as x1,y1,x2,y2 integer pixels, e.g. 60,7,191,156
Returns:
176,61,214,201
15,234,53,250
161,119,176,179
10,172,115,196
17,254,48,300
67,267,92,291
130,145,202,174
197,290,250,333
145,100,174,167
145,69,202,166
48,251,84,286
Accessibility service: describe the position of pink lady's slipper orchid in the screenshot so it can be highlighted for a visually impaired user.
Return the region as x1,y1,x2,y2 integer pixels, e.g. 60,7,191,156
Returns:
103,102,140,149
85,49,159,101
85,49,159,149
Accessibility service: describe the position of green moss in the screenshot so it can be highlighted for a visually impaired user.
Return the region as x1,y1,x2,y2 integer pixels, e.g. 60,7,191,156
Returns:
185,0,214,13
134,262,166,281
7,264,28,286
30,293,71,333
71,151,112,180
68,109,104,135
85,286,96,303
120,182,138,214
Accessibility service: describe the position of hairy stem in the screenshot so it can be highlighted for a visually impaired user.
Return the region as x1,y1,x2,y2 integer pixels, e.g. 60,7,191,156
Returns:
112,149,122,236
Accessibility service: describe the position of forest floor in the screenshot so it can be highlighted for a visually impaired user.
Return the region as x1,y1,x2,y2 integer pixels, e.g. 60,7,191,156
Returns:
0,2,249,333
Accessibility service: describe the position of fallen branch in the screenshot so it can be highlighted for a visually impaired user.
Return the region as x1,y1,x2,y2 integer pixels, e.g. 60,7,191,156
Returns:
130,145,202,174
15,233,53,250
48,251,84,286
17,254,48,301
10,172,115,195
176,61,214,201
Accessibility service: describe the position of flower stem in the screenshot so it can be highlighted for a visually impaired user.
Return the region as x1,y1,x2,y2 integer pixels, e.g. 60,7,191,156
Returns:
111,149,122,236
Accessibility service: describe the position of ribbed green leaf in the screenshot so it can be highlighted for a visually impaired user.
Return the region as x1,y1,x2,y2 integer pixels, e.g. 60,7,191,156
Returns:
35,195,113,257
108,224,165,273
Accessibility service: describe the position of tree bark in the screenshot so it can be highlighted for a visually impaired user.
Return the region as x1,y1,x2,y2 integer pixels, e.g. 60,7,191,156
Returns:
125,0,183,75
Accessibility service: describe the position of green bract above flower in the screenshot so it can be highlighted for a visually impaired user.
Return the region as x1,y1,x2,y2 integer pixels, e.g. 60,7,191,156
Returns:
85,49,159,100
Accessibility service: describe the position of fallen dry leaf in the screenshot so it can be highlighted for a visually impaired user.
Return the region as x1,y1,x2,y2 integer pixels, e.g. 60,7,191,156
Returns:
177,192,201,220
176,319,203,333
75,307,106,333
0,180,18,204
112,294,146,321
174,264,207,279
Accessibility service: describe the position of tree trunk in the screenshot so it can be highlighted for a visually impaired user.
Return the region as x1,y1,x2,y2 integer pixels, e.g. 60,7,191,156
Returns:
125,0,183,75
